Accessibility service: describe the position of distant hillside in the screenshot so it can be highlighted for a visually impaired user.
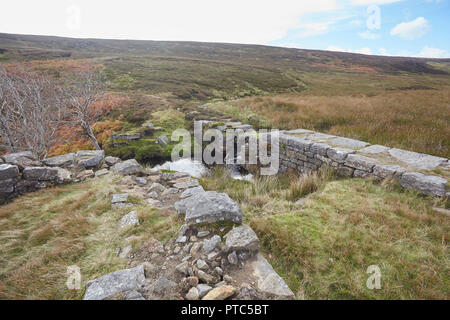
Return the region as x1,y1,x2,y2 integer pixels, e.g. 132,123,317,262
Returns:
1,32,449,75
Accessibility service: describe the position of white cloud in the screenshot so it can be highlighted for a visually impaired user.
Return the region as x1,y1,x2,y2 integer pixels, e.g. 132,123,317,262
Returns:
0,0,338,44
390,17,430,40
297,21,334,38
351,0,403,5
378,48,389,55
358,31,381,39
417,46,449,58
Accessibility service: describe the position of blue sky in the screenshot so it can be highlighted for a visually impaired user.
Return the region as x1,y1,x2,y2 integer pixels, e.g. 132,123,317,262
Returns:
1,0,449,58
271,0,450,57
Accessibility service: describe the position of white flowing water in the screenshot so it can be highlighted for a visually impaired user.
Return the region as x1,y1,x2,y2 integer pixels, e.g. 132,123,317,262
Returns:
153,158,253,181
153,158,208,177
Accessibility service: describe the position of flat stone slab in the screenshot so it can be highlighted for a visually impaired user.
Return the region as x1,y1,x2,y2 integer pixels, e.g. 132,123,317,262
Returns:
83,265,145,300
173,179,200,189
344,154,378,172
359,145,390,154
180,186,205,199
112,193,128,204
326,147,355,163
43,153,75,167
225,225,260,252
330,137,370,150
388,148,447,171
175,191,242,225
400,172,447,197
22,167,59,181
249,253,295,300
1,151,40,168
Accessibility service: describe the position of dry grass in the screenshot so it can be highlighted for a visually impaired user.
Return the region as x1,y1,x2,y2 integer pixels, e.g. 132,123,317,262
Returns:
212,89,450,158
200,168,449,299
0,174,181,299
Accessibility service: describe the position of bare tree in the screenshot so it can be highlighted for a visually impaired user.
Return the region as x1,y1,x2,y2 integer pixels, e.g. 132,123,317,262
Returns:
0,65,66,159
65,67,104,150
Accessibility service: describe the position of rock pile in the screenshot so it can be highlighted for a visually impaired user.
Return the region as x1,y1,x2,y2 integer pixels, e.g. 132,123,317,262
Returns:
82,165,295,301
0,150,142,204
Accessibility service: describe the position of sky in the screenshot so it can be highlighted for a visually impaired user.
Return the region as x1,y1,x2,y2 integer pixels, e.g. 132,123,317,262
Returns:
0,0,449,58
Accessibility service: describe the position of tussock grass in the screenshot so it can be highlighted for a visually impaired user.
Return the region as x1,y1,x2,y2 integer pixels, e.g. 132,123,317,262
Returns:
212,89,450,158
0,174,181,299
200,167,449,299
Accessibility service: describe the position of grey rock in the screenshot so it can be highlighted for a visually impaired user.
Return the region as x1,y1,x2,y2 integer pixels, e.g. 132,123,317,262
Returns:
309,142,330,156
176,261,190,275
76,150,104,168
22,166,58,181
228,251,238,265
147,191,159,199
152,276,177,295
173,179,200,189
111,159,143,175
94,168,109,177
373,165,406,179
161,187,178,196
148,182,166,193
196,284,212,298
327,147,355,163
146,198,161,207
388,148,447,171
83,265,145,300
175,191,242,225
197,230,210,238
185,287,199,300
0,164,19,180
43,153,75,167
0,178,16,194
76,169,94,181
55,167,72,183
344,154,378,172
157,135,169,146
2,151,40,169
181,186,205,199
400,172,447,197
135,177,147,185
104,156,121,166
119,210,140,229
330,137,369,149
112,193,128,204
225,225,260,252
203,235,222,253
359,144,390,154
237,283,259,300
249,253,295,300
196,259,208,270
122,290,145,300
196,270,213,284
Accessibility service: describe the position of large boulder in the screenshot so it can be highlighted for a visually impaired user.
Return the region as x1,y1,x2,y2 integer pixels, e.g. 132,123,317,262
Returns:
76,150,105,168
249,253,295,300
22,166,59,181
111,159,143,175
175,191,243,225
43,153,75,168
83,265,146,300
0,164,19,180
225,225,260,252
400,172,447,197
1,151,40,169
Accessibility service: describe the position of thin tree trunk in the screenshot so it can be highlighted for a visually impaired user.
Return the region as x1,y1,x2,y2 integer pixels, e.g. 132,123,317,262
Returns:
85,123,101,150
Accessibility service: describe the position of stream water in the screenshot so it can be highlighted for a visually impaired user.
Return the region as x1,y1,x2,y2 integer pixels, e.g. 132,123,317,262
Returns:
153,158,253,181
